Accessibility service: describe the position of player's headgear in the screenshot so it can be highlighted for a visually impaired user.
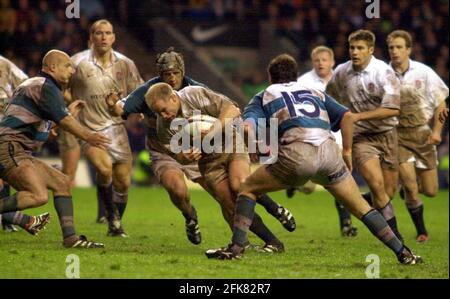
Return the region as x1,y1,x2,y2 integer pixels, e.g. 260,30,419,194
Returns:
156,47,185,76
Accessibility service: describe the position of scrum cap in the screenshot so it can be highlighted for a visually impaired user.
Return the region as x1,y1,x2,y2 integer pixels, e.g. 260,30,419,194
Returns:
156,47,185,76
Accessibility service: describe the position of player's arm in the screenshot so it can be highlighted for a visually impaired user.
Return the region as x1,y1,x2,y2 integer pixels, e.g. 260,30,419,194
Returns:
324,93,353,171
426,68,449,144
59,116,110,149
429,101,447,145
242,92,269,159
41,82,111,149
339,111,354,172
351,107,399,123
105,90,125,116
438,107,448,124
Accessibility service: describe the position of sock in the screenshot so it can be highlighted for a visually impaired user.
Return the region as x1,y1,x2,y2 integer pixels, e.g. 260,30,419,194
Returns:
249,213,282,245
0,183,10,198
97,181,115,222
231,195,256,247
334,198,351,229
54,195,76,239
1,211,31,227
0,193,18,213
407,203,427,236
362,192,373,206
377,202,402,241
256,194,280,217
361,209,404,255
182,206,197,222
112,187,128,219
96,186,107,219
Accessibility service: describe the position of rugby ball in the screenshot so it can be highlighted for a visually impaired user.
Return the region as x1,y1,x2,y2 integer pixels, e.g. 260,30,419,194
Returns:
182,115,217,136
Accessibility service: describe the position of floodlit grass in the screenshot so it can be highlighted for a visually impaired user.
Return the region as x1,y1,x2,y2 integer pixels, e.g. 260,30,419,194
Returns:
0,187,448,278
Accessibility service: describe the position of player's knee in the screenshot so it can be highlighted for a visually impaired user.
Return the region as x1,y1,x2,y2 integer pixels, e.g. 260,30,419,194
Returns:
369,180,385,194
96,166,113,179
113,176,131,193
230,178,244,193
52,173,71,194
421,185,438,197
33,192,49,206
385,186,397,200
167,180,189,202
238,179,253,194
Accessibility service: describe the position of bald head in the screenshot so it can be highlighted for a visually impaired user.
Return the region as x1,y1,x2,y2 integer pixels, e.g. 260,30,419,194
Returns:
145,82,180,121
42,50,70,70
41,50,74,85
145,82,174,109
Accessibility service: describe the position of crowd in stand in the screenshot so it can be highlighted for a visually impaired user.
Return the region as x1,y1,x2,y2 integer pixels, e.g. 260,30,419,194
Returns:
167,0,448,86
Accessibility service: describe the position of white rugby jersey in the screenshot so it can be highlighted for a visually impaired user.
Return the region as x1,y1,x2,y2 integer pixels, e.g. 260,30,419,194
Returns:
390,59,449,128
297,69,342,145
0,55,28,100
326,56,401,135
70,49,143,131
297,69,331,92
0,55,28,120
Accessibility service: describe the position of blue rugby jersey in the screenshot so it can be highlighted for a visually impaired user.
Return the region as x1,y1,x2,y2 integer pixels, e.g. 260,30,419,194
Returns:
0,71,69,151
243,81,348,146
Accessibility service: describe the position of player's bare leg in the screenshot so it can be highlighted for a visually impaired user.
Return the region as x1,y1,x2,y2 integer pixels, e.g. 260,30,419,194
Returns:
35,159,103,247
1,177,50,234
358,158,402,240
60,147,80,188
326,174,421,264
160,168,201,244
229,158,296,232
1,160,49,211
209,178,236,229
205,165,286,259
382,167,398,200
400,163,429,242
85,146,122,236
417,168,439,198
112,161,132,218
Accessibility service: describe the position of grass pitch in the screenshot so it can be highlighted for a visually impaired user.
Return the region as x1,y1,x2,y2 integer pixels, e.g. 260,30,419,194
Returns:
0,187,448,278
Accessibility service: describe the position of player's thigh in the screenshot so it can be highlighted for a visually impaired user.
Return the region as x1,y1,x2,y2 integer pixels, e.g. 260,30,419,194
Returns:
381,167,398,199
228,157,251,192
60,148,80,179
112,160,132,189
326,175,372,219
398,162,418,193
31,159,71,195
160,167,189,197
416,168,439,197
85,146,113,177
358,158,386,193
239,165,286,198
195,177,216,198
4,159,48,198
211,178,235,213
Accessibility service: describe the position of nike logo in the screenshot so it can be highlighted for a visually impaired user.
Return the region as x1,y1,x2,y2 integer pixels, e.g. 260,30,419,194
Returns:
191,25,229,43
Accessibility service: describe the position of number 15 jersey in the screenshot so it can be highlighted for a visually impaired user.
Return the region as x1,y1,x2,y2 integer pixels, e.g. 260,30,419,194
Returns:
243,81,349,146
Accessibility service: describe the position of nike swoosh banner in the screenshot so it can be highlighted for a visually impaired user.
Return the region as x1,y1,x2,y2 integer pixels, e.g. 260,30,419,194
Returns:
176,21,259,47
